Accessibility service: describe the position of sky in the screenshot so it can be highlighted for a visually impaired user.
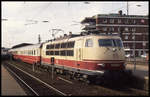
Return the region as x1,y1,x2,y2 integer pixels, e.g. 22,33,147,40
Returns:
2,1,149,48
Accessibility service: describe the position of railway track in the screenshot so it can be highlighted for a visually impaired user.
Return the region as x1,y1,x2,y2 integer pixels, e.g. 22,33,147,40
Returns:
3,60,148,96
3,62,68,96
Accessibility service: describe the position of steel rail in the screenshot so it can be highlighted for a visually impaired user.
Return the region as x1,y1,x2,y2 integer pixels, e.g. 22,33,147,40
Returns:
6,62,68,96
3,65,39,96
57,77,73,84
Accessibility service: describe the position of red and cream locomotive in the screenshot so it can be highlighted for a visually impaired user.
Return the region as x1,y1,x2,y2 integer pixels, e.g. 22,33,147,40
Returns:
10,33,129,83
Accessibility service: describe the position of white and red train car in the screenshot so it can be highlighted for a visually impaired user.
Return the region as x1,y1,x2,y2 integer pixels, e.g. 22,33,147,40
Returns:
10,44,42,65
10,34,128,82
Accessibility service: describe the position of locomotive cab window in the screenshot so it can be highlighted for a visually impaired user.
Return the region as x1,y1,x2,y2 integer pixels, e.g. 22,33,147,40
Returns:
99,39,123,47
99,39,114,47
85,39,93,47
114,39,123,47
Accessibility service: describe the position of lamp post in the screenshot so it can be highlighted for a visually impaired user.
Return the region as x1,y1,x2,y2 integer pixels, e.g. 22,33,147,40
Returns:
127,1,129,15
133,31,136,71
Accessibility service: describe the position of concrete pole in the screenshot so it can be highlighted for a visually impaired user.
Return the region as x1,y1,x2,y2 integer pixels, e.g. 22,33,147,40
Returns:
133,31,136,71
127,1,129,15
33,64,35,72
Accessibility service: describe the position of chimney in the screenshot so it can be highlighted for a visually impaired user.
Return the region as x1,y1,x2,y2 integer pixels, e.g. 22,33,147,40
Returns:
118,10,122,15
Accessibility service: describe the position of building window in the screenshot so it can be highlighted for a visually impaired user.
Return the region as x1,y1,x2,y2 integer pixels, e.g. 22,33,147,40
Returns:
141,19,145,24
125,19,129,24
103,27,107,31
118,19,121,23
103,19,107,23
85,39,93,47
125,27,129,32
110,19,114,23
132,36,135,40
125,36,128,40
109,27,114,32
143,42,146,46
132,28,136,32
118,28,120,32
133,20,136,24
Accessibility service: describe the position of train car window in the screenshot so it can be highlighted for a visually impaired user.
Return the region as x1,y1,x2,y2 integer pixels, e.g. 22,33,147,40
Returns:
46,51,50,55
34,50,35,55
50,51,54,55
46,44,55,49
67,41,75,48
60,50,66,56
113,40,117,47
55,44,60,49
99,39,114,47
55,51,59,55
46,45,50,49
67,50,74,56
61,43,67,48
50,45,54,49
85,39,93,47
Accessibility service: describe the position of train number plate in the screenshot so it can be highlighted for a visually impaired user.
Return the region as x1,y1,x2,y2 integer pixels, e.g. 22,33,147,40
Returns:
111,64,120,67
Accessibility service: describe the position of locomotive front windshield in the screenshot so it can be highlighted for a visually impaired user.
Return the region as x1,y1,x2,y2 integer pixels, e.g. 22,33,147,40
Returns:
99,39,123,47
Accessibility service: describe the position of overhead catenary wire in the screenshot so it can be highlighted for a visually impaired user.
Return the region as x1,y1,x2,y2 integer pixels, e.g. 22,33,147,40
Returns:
24,2,51,25
108,2,142,14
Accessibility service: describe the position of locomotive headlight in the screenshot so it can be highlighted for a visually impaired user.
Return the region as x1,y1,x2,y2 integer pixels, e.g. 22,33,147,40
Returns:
112,48,117,52
97,63,105,67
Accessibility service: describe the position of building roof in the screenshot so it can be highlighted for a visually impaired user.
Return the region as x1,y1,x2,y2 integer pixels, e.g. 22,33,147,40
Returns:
81,13,148,24
92,14,148,19
12,43,33,49
10,43,42,51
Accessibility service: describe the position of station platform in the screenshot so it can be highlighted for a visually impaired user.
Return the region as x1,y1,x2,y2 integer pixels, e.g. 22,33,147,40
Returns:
1,64,27,96
126,64,148,79
126,64,149,91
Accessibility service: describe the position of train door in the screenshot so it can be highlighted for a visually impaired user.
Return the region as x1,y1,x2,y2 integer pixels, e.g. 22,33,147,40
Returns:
75,39,83,67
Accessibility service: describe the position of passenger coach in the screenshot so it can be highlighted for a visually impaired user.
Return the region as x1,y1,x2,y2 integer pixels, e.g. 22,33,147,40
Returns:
10,44,42,65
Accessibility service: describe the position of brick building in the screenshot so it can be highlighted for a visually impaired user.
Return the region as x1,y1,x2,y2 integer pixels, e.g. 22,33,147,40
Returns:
81,10,149,57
